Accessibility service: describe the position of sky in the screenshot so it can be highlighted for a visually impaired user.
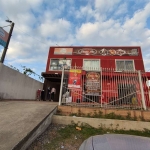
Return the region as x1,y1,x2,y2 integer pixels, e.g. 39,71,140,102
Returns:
0,0,150,82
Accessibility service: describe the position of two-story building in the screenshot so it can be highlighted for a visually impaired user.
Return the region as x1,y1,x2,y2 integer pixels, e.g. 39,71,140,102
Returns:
42,46,150,108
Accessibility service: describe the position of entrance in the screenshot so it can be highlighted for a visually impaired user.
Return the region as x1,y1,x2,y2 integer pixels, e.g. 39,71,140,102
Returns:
44,79,60,102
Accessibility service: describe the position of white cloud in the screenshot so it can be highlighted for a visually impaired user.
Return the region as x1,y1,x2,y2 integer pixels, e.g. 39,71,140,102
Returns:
0,0,150,80
95,0,121,12
114,3,128,16
38,18,71,39
76,2,150,47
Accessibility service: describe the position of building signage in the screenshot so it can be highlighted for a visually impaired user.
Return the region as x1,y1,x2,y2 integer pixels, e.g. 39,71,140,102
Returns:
54,48,73,55
73,48,97,55
68,69,82,88
71,89,82,102
0,28,9,48
73,48,138,56
85,72,101,94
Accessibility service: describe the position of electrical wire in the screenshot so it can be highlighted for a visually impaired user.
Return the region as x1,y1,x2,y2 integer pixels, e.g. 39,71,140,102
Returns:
14,26,50,46
0,25,11,28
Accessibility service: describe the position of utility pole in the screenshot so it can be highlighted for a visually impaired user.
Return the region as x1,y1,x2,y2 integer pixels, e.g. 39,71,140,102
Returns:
0,21,15,63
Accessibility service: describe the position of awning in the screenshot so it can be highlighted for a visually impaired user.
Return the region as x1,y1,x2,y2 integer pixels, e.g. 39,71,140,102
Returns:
42,72,61,78
41,72,69,82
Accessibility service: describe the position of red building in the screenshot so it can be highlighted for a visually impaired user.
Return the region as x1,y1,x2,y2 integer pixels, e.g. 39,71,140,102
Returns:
42,46,150,109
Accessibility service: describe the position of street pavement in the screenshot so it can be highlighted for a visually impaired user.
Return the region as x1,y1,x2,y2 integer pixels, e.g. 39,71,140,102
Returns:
0,101,57,150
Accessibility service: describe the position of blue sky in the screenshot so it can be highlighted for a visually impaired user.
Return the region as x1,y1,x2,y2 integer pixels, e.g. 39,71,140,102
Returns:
0,0,150,81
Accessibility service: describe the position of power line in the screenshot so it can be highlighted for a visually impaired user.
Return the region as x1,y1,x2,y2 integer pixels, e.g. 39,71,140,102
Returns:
15,26,50,46
0,25,11,28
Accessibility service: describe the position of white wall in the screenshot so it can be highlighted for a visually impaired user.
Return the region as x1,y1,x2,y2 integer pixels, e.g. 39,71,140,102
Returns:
0,63,43,100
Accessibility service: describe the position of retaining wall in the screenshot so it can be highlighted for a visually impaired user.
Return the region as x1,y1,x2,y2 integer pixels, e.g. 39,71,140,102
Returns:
52,115,150,131
58,106,150,121
0,63,43,100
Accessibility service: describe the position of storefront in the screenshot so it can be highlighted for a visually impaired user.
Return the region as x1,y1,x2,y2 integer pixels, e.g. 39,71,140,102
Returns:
41,46,150,108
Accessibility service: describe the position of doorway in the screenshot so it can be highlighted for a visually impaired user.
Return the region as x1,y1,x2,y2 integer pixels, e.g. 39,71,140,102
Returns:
44,79,60,102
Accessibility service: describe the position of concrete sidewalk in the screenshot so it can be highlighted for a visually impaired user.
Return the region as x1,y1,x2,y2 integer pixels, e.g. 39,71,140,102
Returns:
0,101,58,150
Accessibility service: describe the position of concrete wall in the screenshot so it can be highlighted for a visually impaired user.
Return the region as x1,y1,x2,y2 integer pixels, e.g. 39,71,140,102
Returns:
58,106,150,121
0,63,43,100
52,115,150,131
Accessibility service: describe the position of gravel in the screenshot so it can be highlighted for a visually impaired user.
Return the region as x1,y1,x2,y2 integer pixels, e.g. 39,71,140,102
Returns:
27,123,81,150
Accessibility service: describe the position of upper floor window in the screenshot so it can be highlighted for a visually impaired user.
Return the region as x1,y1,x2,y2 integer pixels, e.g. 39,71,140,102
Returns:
83,59,100,71
116,60,134,71
50,59,71,70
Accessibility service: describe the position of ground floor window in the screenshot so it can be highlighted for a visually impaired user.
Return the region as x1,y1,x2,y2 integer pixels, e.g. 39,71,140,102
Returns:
116,60,134,71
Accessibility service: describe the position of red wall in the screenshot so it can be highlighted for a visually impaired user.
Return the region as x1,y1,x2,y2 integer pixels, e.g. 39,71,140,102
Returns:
45,46,145,72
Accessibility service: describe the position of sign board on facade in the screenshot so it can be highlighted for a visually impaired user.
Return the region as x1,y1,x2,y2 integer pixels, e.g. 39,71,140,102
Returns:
71,89,82,102
54,48,73,55
68,69,82,88
0,28,9,48
85,72,101,95
73,48,138,56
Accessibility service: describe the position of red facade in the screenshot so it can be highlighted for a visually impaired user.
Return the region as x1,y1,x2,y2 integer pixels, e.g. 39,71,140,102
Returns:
45,46,145,73
42,46,150,108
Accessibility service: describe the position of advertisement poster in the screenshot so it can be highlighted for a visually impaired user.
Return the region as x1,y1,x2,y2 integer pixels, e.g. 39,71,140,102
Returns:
54,48,73,55
85,72,101,95
68,69,82,88
0,28,9,48
50,59,71,70
71,89,82,102
73,48,138,56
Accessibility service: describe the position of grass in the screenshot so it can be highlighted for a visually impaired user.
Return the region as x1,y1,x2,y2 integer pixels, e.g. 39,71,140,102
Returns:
59,109,150,122
68,110,133,120
44,123,150,150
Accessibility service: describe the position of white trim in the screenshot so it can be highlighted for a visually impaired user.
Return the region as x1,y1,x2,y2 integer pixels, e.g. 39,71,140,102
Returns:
83,59,101,71
49,58,72,71
115,59,135,71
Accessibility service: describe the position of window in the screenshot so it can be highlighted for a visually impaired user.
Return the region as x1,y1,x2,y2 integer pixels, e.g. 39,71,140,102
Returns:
83,59,100,71
116,60,134,71
50,59,71,70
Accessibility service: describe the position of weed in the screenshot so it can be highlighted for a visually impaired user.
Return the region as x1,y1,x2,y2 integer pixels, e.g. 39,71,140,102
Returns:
98,110,103,117
69,113,78,116
92,110,99,118
57,109,62,114
105,112,116,119
78,109,82,117
139,116,145,121
133,116,137,121
126,112,132,120
86,113,91,117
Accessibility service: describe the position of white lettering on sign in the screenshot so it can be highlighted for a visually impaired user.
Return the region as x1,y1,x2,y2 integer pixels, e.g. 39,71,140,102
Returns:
78,49,97,55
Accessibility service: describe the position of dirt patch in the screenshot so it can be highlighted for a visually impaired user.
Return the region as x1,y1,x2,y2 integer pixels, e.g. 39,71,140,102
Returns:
27,123,84,150
27,123,150,150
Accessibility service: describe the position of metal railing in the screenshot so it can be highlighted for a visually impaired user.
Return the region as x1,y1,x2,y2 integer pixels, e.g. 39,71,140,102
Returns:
59,66,149,110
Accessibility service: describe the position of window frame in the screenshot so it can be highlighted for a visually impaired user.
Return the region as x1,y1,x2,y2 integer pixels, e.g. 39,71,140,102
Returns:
49,58,72,71
83,59,101,71
115,59,135,71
